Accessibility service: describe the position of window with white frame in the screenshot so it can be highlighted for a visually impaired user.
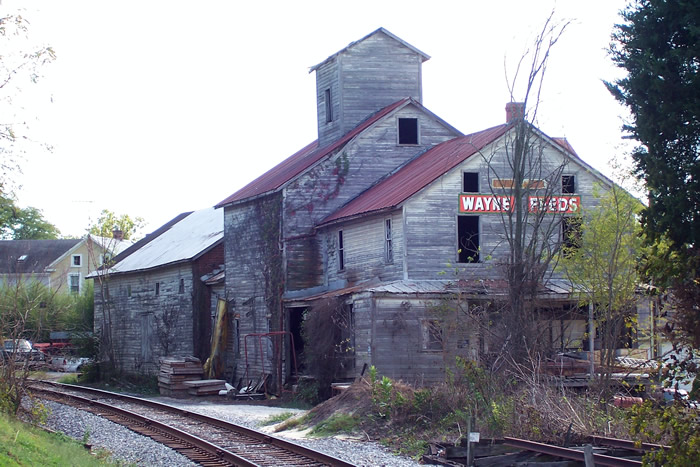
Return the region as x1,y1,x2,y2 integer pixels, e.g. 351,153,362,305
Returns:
68,273,80,294
385,218,393,263
72,254,82,267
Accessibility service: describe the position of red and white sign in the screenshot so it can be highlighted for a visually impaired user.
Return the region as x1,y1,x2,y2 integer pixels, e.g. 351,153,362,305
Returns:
528,196,581,213
459,194,514,213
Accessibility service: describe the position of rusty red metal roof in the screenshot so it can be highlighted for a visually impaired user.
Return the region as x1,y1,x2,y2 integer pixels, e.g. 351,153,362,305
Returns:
319,124,511,226
552,137,579,158
215,98,411,208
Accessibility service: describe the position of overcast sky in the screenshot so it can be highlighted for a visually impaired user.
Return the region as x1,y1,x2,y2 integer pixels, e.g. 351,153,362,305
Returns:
5,0,631,238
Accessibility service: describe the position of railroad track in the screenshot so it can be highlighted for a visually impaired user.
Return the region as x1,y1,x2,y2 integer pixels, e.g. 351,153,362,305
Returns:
29,381,355,467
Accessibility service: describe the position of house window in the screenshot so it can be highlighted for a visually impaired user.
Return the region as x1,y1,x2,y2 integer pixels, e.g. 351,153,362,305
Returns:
324,88,333,123
72,254,82,267
562,175,576,194
458,216,480,263
127,284,132,297
421,319,443,351
562,217,582,251
463,172,479,193
385,219,393,263
155,282,160,296
338,230,345,271
398,118,418,145
68,274,80,294
178,278,185,294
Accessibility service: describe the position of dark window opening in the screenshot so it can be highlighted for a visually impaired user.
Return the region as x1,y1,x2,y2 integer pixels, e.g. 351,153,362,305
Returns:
288,307,306,376
178,278,184,294
127,284,132,297
562,217,582,251
155,282,160,296
463,172,479,192
422,319,443,351
324,88,333,123
458,216,480,263
398,118,418,145
72,255,81,266
562,175,576,194
338,230,345,271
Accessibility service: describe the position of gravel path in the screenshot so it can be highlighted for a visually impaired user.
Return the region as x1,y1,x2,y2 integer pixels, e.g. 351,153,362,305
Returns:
39,396,431,467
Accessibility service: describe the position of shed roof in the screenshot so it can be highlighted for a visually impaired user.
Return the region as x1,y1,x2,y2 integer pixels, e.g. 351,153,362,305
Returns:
0,239,81,274
318,124,511,226
309,27,430,73
95,207,223,276
215,98,411,208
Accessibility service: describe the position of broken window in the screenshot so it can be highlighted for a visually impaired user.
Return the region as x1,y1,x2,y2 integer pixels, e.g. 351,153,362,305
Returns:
562,216,582,251
324,88,333,123
398,118,418,145
338,230,345,271
463,172,479,193
385,219,393,263
458,216,479,263
422,319,443,351
562,175,576,194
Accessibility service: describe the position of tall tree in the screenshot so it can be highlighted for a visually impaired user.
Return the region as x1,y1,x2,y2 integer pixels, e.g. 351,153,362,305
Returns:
88,209,145,241
607,0,700,346
0,194,60,239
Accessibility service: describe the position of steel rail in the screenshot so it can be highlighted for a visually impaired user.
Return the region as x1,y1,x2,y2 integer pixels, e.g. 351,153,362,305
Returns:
32,381,355,467
590,435,670,452
33,386,258,467
504,436,642,467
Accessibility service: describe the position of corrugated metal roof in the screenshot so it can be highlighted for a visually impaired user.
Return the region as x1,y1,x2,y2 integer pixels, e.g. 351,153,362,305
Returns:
319,124,511,225
215,98,411,208
309,27,430,73
99,208,223,275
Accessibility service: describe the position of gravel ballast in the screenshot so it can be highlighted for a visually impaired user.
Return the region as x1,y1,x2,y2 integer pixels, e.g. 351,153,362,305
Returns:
40,396,430,467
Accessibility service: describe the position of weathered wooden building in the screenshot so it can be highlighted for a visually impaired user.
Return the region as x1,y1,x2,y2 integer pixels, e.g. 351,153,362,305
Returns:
213,27,645,390
92,208,224,375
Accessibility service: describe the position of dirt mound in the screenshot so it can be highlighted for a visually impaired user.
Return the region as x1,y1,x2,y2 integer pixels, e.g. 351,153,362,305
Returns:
307,379,374,424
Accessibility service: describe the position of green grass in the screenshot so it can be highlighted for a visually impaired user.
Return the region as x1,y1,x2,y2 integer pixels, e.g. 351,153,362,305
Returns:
259,412,297,426
309,413,359,437
0,413,114,466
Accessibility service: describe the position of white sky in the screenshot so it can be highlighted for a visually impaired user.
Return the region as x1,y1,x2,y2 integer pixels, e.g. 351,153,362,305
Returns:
4,0,632,238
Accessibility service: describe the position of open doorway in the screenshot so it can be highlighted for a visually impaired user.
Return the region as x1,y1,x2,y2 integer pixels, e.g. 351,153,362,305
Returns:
287,306,307,378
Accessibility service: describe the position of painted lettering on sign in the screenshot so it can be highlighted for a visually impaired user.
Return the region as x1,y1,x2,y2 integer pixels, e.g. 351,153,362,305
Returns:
528,196,581,213
459,194,514,213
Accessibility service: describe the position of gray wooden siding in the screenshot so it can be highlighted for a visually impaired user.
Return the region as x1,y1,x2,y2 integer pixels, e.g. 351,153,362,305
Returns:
403,135,608,281
325,210,404,285
315,32,423,147
93,264,195,375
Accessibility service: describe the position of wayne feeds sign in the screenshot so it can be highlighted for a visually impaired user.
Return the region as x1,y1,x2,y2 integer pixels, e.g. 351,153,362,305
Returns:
459,194,581,214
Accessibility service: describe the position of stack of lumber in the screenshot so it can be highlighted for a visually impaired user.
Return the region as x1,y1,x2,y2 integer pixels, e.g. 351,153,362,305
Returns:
183,379,227,396
158,357,204,397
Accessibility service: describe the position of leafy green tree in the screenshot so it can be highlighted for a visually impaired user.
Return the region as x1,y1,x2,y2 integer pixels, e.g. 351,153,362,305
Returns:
559,185,643,396
607,0,700,346
88,209,145,241
0,194,60,239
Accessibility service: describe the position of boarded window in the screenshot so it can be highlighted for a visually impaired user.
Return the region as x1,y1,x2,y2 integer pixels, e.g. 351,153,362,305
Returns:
324,88,333,123
492,179,515,189
463,172,479,192
458,216,479,263
140,313,154,362
338,230,345,271
127,284,132,297
562,175,576,194
385,219,393,263
398,118,418,145
422,319,443,351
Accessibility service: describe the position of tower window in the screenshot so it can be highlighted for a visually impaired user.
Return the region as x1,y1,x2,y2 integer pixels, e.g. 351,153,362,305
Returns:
398,118,418,145
562,175,576,194
324,88,333,123
458,216,480,263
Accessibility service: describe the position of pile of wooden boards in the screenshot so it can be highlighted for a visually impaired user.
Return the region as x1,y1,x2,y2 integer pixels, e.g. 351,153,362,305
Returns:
158,357,204,397
183,379,228,396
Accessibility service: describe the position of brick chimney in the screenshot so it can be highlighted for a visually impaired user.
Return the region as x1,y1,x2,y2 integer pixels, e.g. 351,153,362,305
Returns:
505,102,525,123
112,229,124,241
